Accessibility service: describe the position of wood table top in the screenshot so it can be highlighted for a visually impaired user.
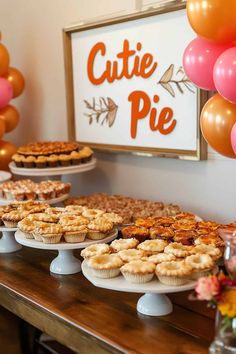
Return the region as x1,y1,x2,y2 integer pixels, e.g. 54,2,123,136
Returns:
0,248,214,354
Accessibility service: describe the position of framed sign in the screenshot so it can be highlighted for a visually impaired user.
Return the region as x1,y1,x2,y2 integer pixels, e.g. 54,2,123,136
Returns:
63,2,207,160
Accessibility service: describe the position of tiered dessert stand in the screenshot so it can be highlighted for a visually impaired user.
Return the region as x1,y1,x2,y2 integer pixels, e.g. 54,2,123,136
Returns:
9,158,97,177
82,261,197,317
15,229,118,275
0,158,98,255
0,226,21,253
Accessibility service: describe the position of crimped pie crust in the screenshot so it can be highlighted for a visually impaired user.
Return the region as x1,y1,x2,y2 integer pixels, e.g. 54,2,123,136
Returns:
156,261,192,277
87,254,123,270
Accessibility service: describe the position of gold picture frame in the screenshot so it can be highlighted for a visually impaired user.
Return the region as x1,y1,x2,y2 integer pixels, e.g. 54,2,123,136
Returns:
63,1,207,161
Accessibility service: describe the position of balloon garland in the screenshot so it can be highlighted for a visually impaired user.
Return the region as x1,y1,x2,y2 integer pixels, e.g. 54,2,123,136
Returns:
0,33,25,170
183,0,236,159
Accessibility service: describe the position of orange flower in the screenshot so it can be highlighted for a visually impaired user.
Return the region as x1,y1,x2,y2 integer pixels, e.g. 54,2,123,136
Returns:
218,289,236,318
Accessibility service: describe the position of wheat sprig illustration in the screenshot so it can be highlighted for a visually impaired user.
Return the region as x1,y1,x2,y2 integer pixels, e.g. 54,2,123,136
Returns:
157,64,195,98
84,97,118,127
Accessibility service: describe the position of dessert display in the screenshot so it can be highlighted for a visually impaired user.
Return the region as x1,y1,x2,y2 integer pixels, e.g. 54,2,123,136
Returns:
11,141,94,168
120,214,228,248
17,205,121,244
64,193,181,224
0,201,50,228
82,235,220,285
0,179,71,201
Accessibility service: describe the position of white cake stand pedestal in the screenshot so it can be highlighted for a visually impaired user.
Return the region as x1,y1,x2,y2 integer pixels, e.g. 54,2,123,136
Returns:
0,227,22,253
15,229,118,275
82,261,196,317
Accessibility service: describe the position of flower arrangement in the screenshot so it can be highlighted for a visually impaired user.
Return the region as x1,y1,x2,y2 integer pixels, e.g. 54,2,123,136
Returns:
193,272,236,331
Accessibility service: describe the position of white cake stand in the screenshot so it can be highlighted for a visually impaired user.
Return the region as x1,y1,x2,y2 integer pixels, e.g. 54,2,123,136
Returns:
0,226,22,253
82,261,196,317
15,229,118,275
0,193,69,206
9,158,97,177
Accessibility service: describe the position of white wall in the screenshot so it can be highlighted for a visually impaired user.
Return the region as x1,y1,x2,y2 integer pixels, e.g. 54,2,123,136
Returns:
0,0,235,223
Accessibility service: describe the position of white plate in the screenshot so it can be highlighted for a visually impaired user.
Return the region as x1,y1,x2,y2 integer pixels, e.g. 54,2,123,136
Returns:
0,193,69,206
15,228,118,250
82,261,196,294
0,171,12,183
9,158,97,176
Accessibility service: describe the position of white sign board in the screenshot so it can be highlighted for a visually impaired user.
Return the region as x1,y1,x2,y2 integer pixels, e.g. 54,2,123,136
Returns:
64,4,207,160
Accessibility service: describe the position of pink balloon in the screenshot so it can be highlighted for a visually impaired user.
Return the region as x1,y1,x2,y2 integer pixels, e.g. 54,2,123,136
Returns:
183,37,233,91
231,122,236,155
214,47,236,104
0,78,13,109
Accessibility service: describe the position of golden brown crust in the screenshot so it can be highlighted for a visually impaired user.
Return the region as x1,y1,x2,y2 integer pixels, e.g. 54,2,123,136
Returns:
156,261,192,277
87,254,123,270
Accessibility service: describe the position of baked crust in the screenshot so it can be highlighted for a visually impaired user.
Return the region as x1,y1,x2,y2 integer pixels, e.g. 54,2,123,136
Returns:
164,242,193,258
121,260,155,275
185,254,214,270
156,260,192,277
87,254,123,270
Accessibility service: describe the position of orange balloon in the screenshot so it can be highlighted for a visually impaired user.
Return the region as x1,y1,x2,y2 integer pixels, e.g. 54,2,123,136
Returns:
4,67,25,98
200,93,236,158
0,43,9,76
0,119,5,138
0,140,17,171
0,105,19,133
187,0,236,43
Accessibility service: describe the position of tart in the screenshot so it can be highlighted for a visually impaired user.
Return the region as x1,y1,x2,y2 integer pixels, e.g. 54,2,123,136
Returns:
102,212,123,225
45,207,65,216
59,214,89,226
173,230,197,245
33,223,63,243
110,238,139,252
70,151,82,165
118,249,145,263
121,225,149,243
164,242,193,258
87,254,123,278
2,210,30,227
149,226,174,241
156,261,192,285
174,213,196,220
185,254,214,279
59,154,72,166
79,146,93,163
18,219,43,239
121,260,156,283
153,216,175,227
87,218,113,240
135,217,156,229
191,244,222,260
65,205,85,215
197,221,219,231
137,239,167,254
194,234,224,248
12,154,24,167
81,243,111,259
46,154,59,167
35,156,47,168
172,220,197,231
145,253,176,264
82,208,104,220
23,156,36,168
26,213,59,223
62,225,88,243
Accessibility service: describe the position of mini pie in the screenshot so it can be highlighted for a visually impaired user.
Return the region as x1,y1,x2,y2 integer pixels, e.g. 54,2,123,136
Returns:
121,260,156,283
102,212,123,225
110,238,139,252
156,261,192,286
145,253,176,264
33,223,63,244
82,208,104,220
135,217,156,229
175,213,196,220
191,244,222,260
87,217,114,240
59,214,89,226
149,226,174,240
137,239,167,254
26,212,59,223
87,254,123,278
153,216,175,227
172,220,197,231
18,219,43,239
173,230,197,245
121,225,149,243
81,243,111,259
194,234,224,248
197,221,219,231
65,205,85,215
45,207,65,215
185,253,214,280
2,210,30,227
164,242,193,258
62,224,88,243
118,249,145,262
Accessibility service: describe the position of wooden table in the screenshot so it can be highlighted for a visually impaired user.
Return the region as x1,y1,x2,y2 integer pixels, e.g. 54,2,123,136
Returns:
0,248,214,354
